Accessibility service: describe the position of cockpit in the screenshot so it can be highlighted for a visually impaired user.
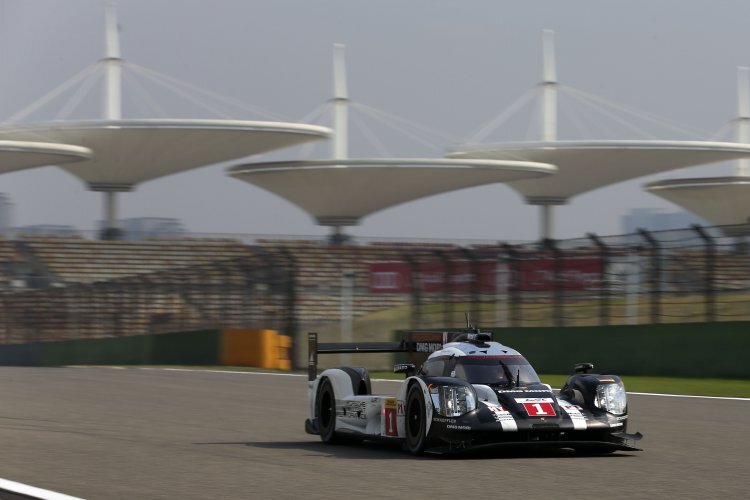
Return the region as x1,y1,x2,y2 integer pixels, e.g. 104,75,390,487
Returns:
420,355,542,388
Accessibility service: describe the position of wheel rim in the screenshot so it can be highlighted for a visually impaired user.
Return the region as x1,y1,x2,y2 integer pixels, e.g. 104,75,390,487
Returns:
321,389,333,431
407,396,422,440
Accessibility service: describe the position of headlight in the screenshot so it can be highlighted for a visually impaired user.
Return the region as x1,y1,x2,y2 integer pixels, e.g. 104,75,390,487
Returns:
595,382,627,415
432,385,477,417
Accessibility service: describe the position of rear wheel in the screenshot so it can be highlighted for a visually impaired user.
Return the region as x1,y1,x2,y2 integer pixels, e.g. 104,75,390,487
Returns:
405,384,427,454
316,379,340,444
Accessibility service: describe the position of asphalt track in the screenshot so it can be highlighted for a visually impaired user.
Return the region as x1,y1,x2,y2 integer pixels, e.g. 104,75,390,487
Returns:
0,367,747,499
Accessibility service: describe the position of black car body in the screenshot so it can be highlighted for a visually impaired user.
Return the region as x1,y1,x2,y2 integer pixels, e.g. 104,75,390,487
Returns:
305,329,642,454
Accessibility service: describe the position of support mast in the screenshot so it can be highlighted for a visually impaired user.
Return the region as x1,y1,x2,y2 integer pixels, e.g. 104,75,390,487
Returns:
737,66,750,176
330,44,350,242
102,2,123,239
539,29,558,239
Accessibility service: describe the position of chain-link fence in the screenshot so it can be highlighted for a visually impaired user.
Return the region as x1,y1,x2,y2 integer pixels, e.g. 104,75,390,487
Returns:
388,224,750,328
1,223,749,361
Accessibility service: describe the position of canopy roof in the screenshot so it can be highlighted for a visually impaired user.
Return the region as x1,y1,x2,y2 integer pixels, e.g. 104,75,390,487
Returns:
447,140,750,204
0,140,91,175
645,176,750,228
0,119,331,190
228,158,557,225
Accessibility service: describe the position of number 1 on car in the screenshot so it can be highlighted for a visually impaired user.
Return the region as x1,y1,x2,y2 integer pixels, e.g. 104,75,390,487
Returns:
522,402,556,416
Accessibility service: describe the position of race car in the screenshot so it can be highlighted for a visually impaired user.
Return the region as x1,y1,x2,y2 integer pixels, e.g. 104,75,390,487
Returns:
304,329,642,454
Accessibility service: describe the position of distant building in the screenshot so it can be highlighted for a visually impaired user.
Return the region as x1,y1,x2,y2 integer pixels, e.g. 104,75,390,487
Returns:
0,193,13,235
98,217,187,240
621,208,707,234
15,224,80,237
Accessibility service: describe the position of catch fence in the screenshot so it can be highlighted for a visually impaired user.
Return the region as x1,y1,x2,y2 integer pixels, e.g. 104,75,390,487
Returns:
364,224,750,329
0,223,749,353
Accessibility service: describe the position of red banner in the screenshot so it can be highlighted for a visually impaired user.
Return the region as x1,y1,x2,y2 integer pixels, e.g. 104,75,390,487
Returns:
369,261,506,293
513,258,603,291
369,262,412,293
369,258,602,293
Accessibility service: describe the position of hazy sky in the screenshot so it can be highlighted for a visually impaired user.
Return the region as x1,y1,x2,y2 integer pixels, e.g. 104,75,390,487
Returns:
0,0,748,241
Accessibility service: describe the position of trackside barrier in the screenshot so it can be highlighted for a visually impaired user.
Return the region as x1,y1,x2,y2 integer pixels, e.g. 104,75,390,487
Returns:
487,322,750,379
0,329,292,370
396,321,750,379
220,328,291,370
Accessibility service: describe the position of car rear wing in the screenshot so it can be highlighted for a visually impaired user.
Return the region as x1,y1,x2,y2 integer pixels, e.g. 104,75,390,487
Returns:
307,330,493,381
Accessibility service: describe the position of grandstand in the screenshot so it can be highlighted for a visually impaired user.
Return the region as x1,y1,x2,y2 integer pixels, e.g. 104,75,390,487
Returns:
16,236,255,285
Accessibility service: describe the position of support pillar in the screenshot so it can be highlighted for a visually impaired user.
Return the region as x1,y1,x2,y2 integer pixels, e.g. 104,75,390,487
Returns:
100,191,122,240
540,204,553,240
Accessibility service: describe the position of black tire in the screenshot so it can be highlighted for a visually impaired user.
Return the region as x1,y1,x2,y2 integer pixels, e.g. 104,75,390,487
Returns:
316,378,341,444
405,383,428,454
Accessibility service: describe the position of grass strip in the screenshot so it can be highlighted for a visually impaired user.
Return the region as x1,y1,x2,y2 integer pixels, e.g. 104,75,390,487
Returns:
91,366,750,398
370,371,750,398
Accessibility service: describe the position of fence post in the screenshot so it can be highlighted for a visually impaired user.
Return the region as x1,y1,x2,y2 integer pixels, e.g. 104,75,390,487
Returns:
502,244,521,327
543,238,564,327
340,270,356,365
403,253,421,329
433,250,452,327
638,229,661,324
691,224,716,322
459,247,480,327
493,247,509,328
587,232,610,326
278,247,298,369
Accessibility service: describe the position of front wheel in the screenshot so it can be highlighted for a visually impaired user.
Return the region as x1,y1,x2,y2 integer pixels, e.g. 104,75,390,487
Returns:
405,383,428,454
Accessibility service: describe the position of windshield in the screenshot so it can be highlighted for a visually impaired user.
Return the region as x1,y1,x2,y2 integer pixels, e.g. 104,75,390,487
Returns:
453,356,541,387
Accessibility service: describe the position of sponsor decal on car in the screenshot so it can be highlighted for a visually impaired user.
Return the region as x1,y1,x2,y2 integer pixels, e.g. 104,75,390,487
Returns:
486,403,518,431
433,417,458,424
447,424,471,430
383,398,399,436
515,397,557,417
416,342,443,353
495,389,550,393
342,401,367,419
557,400,587,430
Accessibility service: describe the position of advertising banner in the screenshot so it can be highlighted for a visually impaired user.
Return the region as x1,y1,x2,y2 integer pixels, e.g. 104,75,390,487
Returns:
369,261,507,293
369,258,601,293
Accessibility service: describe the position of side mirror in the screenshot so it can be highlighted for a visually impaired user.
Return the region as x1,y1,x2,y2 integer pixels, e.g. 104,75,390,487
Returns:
394,363,416,377
574,362,594,374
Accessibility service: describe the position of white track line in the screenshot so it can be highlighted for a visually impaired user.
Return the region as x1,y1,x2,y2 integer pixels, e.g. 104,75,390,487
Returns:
627,391,750,402
112,367,750,401
0,478,83,500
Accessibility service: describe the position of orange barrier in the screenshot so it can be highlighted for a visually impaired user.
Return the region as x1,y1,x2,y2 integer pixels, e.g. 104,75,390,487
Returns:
220,328,291,370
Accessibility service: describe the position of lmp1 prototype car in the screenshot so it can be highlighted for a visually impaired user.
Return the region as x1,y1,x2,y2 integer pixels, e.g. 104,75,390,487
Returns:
305,329,642,454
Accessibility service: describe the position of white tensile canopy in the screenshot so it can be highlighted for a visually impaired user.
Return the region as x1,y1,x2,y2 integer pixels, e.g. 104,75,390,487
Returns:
0,140,91,174
0,119,331,237
447,140,750,237
645,176,750,229
0,119,331,190
228,158,557,226
447,140,750,204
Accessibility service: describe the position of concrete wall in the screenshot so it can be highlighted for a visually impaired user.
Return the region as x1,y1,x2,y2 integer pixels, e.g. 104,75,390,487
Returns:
2,322,747,378
0,329,291,369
